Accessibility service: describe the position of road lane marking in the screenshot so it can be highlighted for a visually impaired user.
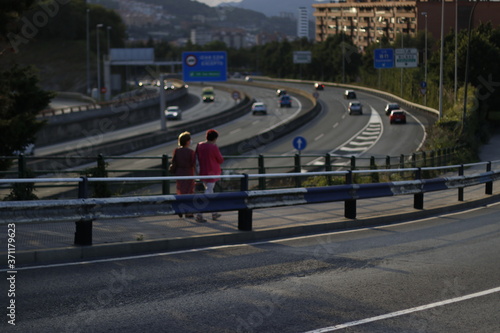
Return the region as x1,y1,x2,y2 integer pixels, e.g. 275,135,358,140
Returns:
315,133,324,141
303,286,500,333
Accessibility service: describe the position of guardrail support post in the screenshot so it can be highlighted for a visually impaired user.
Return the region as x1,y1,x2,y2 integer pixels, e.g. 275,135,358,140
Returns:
238,174,252,231
458,165,464,201
344,170,356,219
400,154,405,169
486,162,493,195
386,155,391,169
414,168,424,210
75,177,93,246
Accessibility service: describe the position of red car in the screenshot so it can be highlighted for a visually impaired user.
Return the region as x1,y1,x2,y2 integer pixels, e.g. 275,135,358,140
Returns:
389,110,407,124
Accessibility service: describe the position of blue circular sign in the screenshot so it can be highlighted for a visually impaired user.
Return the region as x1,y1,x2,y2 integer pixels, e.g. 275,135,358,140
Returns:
293,136,307,151
420,81,427,88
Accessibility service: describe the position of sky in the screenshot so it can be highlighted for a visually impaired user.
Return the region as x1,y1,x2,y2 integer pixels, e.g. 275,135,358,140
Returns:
196,0,242,6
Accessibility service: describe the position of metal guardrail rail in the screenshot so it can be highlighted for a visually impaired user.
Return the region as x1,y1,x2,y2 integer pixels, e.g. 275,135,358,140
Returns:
0,162,498,246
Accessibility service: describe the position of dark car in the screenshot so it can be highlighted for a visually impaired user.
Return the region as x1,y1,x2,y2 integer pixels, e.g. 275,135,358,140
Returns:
314,83,325,90
279,95,292,108
276,89,287,97
348,101,363,115
385,103,401,116
389,110,407,124
344,90,356,99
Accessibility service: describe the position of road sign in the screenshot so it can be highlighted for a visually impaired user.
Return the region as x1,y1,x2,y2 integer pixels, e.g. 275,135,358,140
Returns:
293,51,312,64
232,91,240,100
420,81,427,89
374,48,394,69
395,48,418,68
293,136,307,151
182,51,227,82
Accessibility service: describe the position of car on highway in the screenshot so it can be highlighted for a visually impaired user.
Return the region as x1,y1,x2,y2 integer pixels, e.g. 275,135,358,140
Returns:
279,95,292,108
251,102,267,115
202,86,215,102
276,89,287,97
165,106,182,120
348,101,363,115
314,82,325,90
389,110,407,124
344,89,357,99
385,102,401,115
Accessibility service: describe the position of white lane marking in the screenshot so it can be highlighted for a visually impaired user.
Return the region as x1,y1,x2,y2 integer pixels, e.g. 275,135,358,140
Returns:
315,133,324,141
303,287,500,333
333,123,339,129
6,202,499,271
230,128,242,135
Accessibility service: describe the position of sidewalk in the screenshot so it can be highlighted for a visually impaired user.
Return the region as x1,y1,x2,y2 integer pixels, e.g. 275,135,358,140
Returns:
3,133,500,266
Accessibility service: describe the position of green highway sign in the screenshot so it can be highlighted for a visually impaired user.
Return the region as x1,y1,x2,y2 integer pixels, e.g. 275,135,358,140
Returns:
395,48,418,68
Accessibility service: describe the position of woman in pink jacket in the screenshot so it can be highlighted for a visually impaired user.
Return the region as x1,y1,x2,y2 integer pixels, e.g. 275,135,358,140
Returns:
195,129,224,223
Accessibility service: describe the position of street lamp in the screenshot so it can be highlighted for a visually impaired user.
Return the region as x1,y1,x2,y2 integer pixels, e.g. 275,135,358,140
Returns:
96,23,103,97
86,8,90,95
421,11,428,105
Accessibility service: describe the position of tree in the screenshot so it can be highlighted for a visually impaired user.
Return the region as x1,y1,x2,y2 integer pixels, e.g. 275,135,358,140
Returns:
0,1,54,173
0,64,54,171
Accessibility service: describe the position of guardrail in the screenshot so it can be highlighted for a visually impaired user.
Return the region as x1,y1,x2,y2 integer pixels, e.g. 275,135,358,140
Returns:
0,162,498,246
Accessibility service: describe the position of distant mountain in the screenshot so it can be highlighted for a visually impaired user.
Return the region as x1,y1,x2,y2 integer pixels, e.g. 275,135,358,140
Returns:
218,0,329,18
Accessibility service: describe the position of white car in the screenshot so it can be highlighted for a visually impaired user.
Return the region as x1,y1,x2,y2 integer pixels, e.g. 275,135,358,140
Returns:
165,106,182,120
251,102,267,115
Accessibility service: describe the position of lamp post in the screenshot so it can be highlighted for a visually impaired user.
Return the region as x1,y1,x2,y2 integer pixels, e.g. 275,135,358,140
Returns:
463,0,481,130
422,11,428,105
438,0,445,119
106,26,112,55
96,23,103,97
86,8,90,95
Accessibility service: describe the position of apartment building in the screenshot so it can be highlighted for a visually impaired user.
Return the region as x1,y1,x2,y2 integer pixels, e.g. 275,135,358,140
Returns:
298,7,310,39
312,0,500,51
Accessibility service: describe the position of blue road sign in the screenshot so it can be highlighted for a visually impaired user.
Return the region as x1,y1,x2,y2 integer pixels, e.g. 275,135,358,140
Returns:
374,48,394,69
293,136,307,151
420,81,427,89
182,51,227,82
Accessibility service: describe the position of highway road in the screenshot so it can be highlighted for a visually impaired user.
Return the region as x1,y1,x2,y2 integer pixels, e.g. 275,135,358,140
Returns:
38,80,431,176
3,203,498,332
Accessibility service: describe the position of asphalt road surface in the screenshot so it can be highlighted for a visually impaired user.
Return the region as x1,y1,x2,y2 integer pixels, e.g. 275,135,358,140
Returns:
2,202,498,332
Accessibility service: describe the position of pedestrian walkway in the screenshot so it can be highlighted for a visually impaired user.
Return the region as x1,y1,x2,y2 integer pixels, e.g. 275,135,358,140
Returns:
2,133,500,266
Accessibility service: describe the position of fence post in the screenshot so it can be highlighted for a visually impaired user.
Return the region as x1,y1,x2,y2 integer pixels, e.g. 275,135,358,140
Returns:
370,156,379,183
412,153,416,168
258,154,265,190
414,168,424,209
486,162,493,195
17,154,26,178
458,165,464,201
386,155,391,169
294,154,301,188
162,154,170,195
422,151,427,167
325,153,332,185
75,177,93,246
399,154,405,169
344,170,356,219
238,174,252,231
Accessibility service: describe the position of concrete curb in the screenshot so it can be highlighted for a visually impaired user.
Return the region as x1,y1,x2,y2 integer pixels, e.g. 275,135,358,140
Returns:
14,192,500,266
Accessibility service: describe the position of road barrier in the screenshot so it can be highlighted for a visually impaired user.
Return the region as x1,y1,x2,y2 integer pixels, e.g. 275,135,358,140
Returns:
0,163,498,246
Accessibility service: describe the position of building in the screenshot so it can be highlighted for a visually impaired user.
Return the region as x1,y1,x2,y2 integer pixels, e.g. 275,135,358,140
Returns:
312,0,500,51
298,7,310,39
